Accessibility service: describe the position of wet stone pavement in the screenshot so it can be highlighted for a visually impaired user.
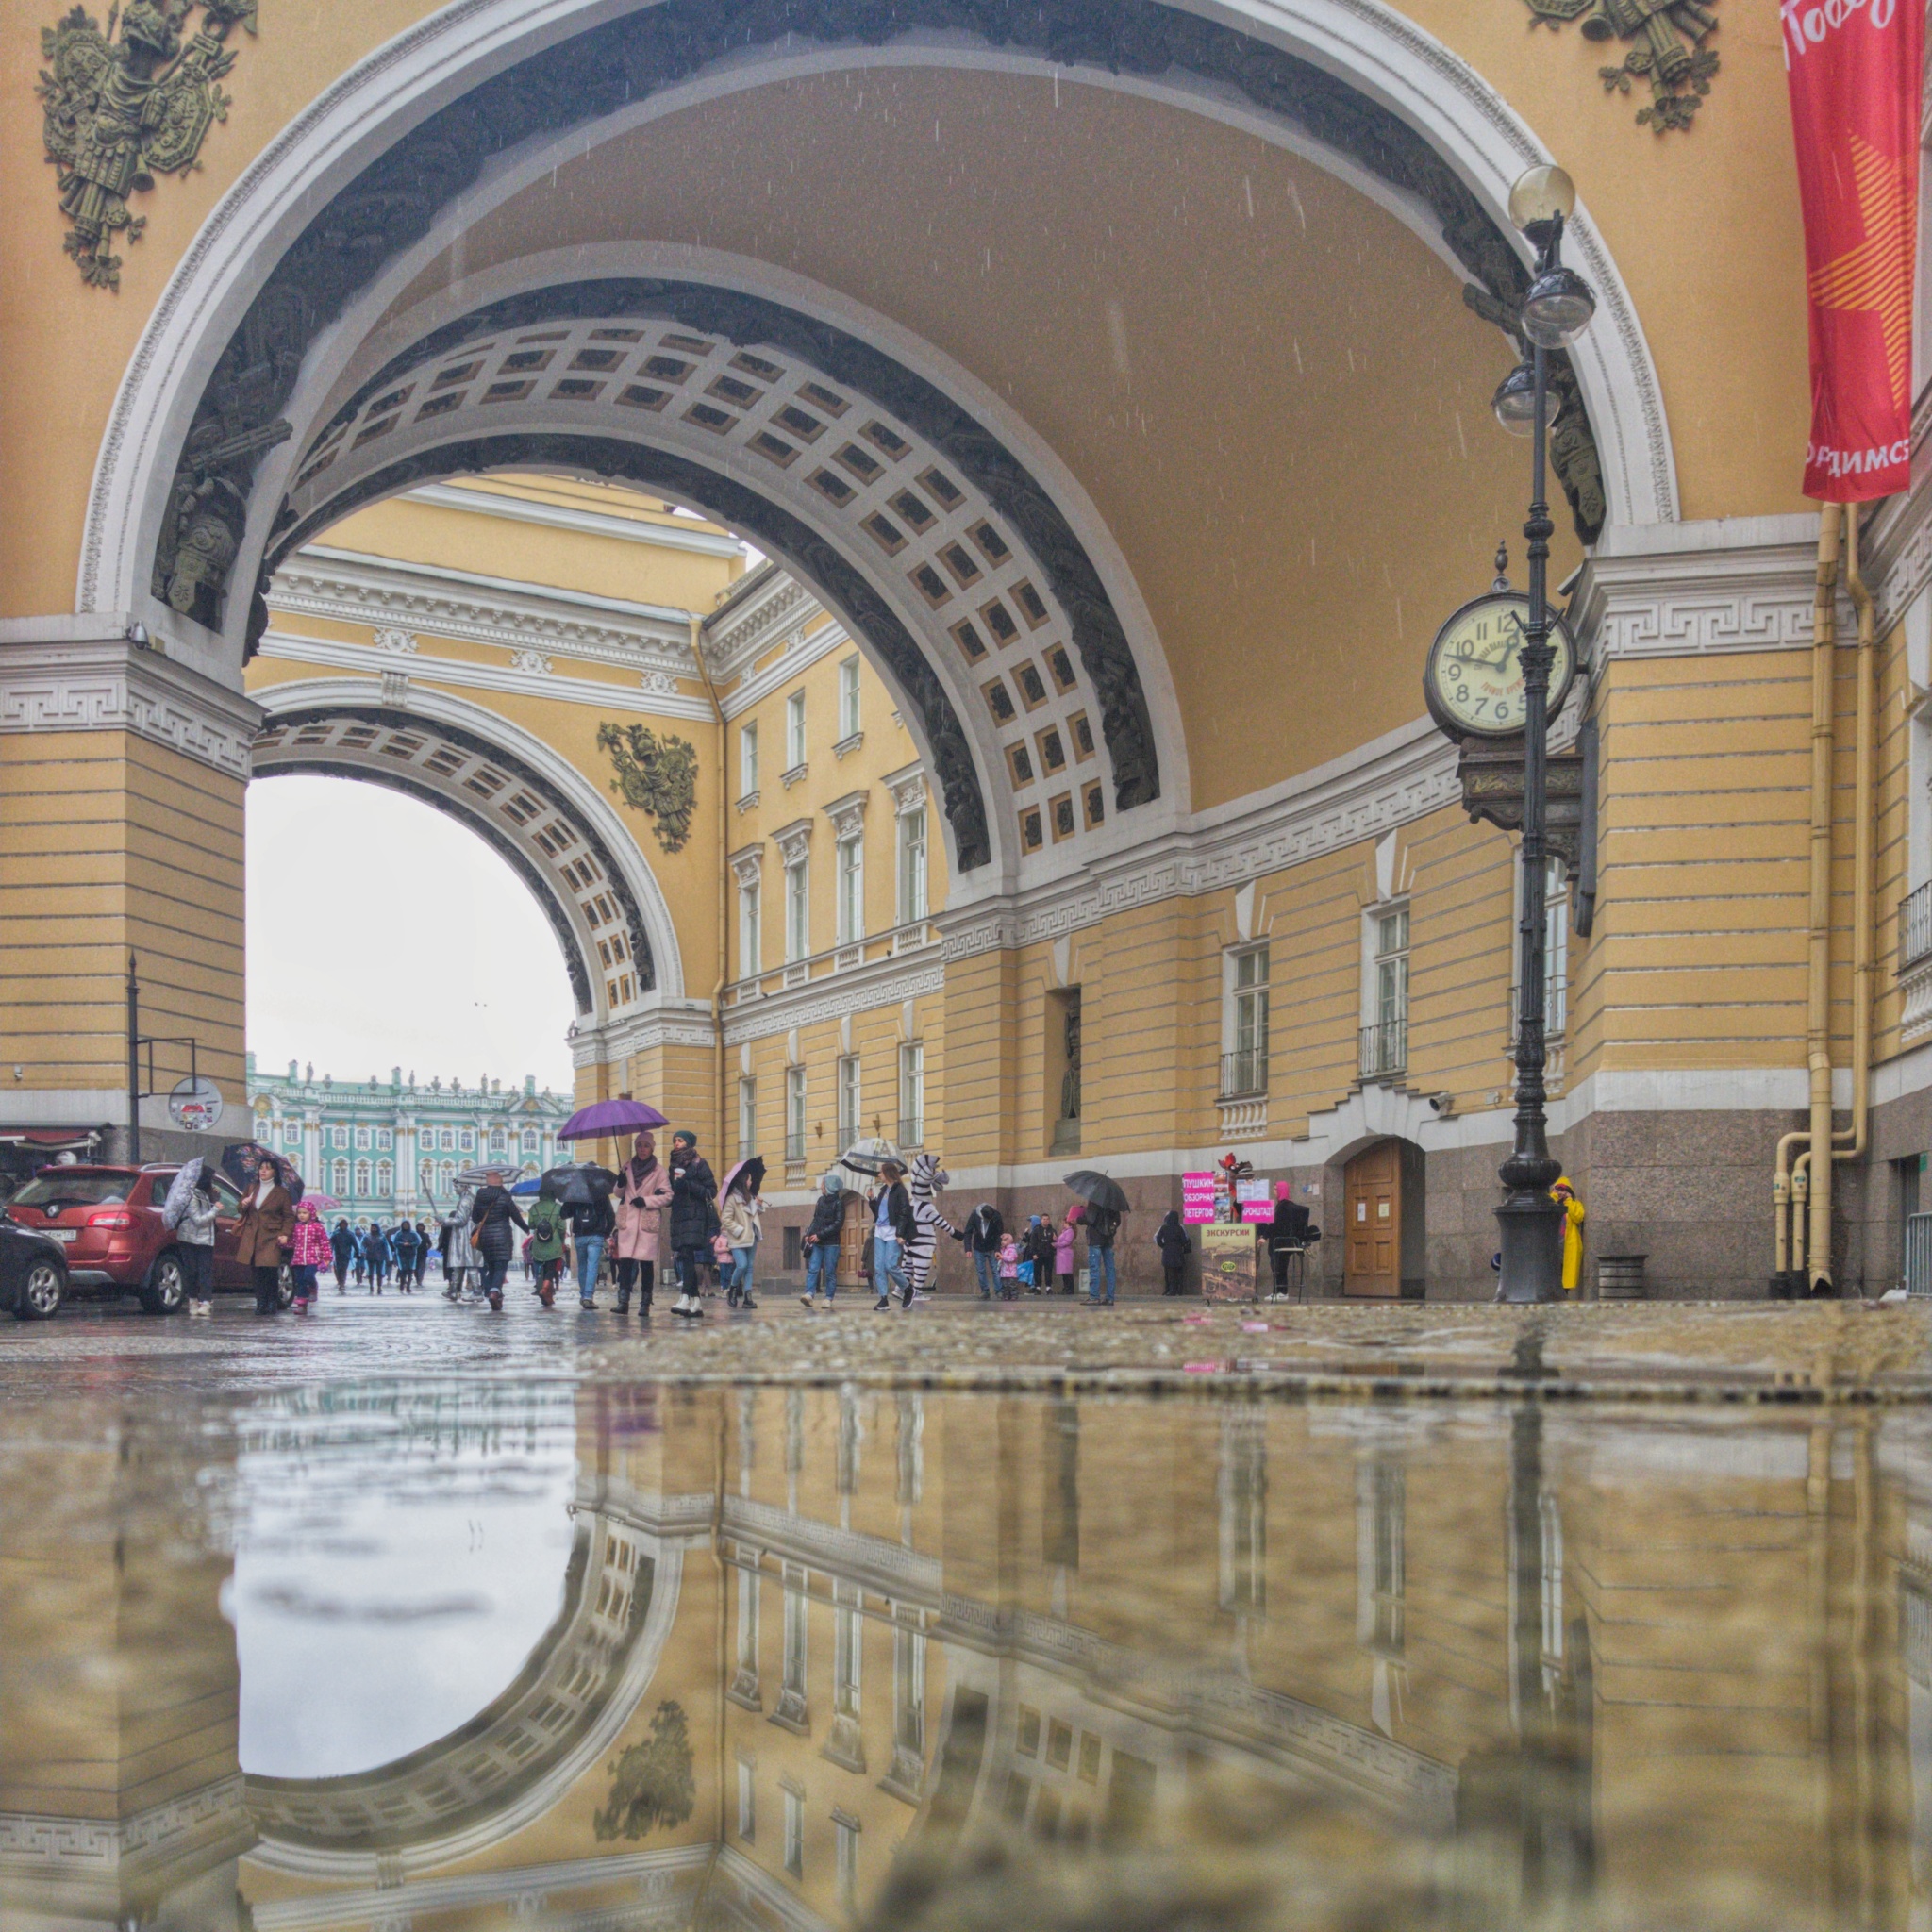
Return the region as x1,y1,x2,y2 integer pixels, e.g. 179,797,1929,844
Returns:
6,1291,1932,1931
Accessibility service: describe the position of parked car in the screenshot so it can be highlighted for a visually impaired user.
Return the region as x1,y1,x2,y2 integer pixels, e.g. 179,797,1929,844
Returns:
0,1219,67,1320
2,1163,289,1314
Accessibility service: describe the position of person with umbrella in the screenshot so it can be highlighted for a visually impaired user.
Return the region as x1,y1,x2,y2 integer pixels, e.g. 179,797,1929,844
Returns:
235,1151,294,1316
720,1157,766,1309
466,1167,528,1312
1065,1171,1129,1307
612,1130,673,1317
666,1130,718,1319
565,1170,616,1310
160,1157,219,1318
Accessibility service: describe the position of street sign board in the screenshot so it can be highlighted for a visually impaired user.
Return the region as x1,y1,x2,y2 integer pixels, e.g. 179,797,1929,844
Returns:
167,1074,224,1133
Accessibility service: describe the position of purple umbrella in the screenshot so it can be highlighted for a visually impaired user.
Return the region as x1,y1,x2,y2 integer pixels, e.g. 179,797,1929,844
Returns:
558,1097,670,1141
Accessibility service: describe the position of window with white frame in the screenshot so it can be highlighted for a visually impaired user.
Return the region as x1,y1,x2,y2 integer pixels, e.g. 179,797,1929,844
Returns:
355,1127,371,1151
836,831,864,944
898,804,928,924
737,1757,756,1841
739,874,762,978
785,857,808,961
837,1055,861,1148
838,655,862,740
441,1127,455,1151
1357,1461,1406,1657
738,1076,757,1160
732,1560,760,1707
376,1129,392,1152
835,1810,859,1907
834,1593,862,1721
521,1129,537,1154
1224,944,1270,1096
355,1159,371,1194
786,690,807,770
782,1785,805,1878
331,1158,348,1194
375,1160,392,1195
1511,858,1570,1045
1360,905,1409,1078
786,1066,807,1164
893,1620,926,1761
740,719,758,797
898,1041,924,1146
782,1566,808,1707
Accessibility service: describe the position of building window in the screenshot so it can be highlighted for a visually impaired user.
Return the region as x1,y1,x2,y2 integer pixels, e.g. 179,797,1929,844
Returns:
740,875,762,978
786,857,809,961
839,654,862,740
781,1565,808,1724
1218,1412,1267,1616
419,1158,434,1194
439,1160,455,1194
1224,944,1270,1097
893,1620,926,1769
331,1158,348,1194
355,1159,371,1194
836,831,864,944
897,804,928,924
489,1128,507,1155
376,1129,392,1152
898,1041,924,1146
737,1757,756,1841
740,719,759,797
522,1129,537,1154
1512,858,1570,1048
1360,905,1408,1080
738,1076,757,1160
786,689,807,770
835,1810,860,1907
834,1594,862,1721
440,1127,454,1151
783,1785,805,1879
837,1055,861,1149
1357,1462,1406,1657
355,1127,371,1151
459,1130,475,1152
786,1066,807,1165
375,1160,392,1196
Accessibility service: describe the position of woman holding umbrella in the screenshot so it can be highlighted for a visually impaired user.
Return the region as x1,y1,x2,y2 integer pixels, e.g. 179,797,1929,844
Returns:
720,1156,765,1309
466,1168,528,1312
612,1130,673,1317
235,1151,295,1316
159,1157,220,1317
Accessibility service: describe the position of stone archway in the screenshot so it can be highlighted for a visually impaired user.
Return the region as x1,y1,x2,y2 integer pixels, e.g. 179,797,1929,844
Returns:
252,678,689,1032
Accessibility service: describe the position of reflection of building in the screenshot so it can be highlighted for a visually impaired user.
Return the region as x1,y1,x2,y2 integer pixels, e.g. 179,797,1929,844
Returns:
5,1382,1928,1931
244,1057,568,1215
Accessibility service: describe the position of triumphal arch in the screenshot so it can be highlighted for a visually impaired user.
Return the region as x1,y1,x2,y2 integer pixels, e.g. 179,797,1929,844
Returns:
3,0,1922,1295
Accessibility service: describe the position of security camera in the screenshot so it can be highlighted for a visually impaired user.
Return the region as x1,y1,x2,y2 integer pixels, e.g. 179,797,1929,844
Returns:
125,622,151,651
1427,1092,1456,1116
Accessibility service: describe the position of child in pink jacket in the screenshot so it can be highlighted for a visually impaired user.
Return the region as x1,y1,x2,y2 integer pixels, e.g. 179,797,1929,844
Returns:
289,1199,332,1311
1054,1208,1081,1296
998,1235,1022,1300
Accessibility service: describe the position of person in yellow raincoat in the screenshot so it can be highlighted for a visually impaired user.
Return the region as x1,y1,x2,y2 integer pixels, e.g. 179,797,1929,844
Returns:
1552,1175,1585,1294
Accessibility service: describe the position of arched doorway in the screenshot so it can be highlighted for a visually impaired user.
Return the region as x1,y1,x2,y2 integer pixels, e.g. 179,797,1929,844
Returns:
1342,1139,1425,1299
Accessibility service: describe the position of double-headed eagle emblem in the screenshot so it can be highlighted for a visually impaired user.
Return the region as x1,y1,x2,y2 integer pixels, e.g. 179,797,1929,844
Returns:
37,0,258,290
1522,0,1718,133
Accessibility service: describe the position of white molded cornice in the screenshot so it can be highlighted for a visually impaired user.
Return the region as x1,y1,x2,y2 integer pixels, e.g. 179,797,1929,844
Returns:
773,816,814,865
403,480,745,557
570,1001,719,1068
723,954,945,1045
0,624,262,778
882,758,926,815
715,617,852,721
729,842,765,886
823,788,869,840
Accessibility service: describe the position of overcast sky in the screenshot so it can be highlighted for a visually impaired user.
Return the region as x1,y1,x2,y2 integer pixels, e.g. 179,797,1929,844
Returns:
246,776,577,1094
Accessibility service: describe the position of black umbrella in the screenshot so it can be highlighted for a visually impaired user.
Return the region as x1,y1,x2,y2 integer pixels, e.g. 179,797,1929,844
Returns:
542,1162,619,1207
223,1141,304,1201
1063,1170,1128,1214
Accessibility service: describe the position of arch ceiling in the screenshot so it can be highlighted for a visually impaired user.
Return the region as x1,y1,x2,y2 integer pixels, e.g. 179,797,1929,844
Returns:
103,0,1671,820
253,681,687,1019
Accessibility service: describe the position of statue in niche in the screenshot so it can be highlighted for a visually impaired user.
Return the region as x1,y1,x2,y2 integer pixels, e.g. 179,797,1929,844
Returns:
1060,994,1082,1126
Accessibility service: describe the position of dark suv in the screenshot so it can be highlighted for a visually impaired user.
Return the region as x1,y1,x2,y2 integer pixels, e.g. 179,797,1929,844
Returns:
4,1164,283,1314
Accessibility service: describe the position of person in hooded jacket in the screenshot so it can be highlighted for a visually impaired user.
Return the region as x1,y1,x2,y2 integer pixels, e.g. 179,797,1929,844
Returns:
468,1169,529,1312
958,1202,1004,1299
666,1131,718,1318
1055,1207,1082,1295
566,1183,616,1309
526,1183,567,1308
328,1217,354,1292
798,1171,846,1307
162,1160,220,1317
1023,1214,1055,1294
391,1217,422,1291
1155,1209,1192,1295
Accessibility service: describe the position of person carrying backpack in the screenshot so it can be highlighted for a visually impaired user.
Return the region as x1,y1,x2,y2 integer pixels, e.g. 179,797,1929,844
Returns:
527,1186,567,1308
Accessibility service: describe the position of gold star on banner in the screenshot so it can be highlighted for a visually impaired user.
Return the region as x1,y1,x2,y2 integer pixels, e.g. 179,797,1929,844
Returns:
1807,134,1917,410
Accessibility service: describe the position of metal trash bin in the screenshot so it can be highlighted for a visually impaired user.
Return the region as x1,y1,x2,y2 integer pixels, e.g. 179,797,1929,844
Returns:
1597,1254,1646,1301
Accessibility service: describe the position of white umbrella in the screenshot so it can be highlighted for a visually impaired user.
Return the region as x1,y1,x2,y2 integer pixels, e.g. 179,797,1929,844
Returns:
160,1158,203,1230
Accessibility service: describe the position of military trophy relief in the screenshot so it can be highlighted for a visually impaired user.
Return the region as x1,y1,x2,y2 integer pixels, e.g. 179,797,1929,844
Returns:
37,0,259,291
1522,0,1718,132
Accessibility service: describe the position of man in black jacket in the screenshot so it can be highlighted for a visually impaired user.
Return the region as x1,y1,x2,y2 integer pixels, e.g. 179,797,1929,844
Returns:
667,1130,717,1319
958,1203,1004,1299
798,1172,847,1307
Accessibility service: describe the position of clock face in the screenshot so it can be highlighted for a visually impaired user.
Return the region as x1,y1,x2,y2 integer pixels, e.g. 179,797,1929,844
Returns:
1424,593,1575,739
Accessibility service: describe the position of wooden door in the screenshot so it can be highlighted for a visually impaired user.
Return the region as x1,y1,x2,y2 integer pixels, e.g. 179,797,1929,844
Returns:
1344,1141,1400,1296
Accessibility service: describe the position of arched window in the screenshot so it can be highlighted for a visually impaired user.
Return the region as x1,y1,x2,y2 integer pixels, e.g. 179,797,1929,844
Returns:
331,1158,348,1194
419,1158,434,1195
440,1160,455,1193
522,1129,537,1155
489,1127,507,1155
375,1161,392,1196
355,1159,371,1195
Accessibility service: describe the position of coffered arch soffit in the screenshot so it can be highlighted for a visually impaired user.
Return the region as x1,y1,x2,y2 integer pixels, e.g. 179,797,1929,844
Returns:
251,678,688,1017
90,0,1677,697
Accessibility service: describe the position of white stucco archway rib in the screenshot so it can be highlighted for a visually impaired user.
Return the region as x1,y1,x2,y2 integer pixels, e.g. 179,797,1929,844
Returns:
253,676,690,1014
80,0,1678,646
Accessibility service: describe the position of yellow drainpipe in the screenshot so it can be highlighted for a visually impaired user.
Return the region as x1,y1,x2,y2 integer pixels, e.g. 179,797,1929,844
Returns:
691,612,729,1158
1804,504,1841,1292
1835,507,1876,1170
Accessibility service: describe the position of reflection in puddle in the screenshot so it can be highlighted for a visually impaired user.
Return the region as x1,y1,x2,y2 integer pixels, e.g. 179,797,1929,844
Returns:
2,1375,1930,1929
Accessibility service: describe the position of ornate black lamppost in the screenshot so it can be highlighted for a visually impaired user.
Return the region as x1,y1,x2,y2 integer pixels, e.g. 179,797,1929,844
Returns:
1491,167,1596,1305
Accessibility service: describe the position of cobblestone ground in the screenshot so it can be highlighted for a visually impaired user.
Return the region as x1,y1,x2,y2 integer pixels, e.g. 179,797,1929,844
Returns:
9,1283,1932,1400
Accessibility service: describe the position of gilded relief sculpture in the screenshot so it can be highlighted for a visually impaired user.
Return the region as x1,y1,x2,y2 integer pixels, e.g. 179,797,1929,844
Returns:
1523,0,1718,131
37,0,258,290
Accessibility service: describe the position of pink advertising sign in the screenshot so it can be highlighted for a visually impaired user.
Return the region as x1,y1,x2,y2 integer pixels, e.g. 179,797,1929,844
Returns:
1241,1200,1274,1224
1182,1173,1216,1224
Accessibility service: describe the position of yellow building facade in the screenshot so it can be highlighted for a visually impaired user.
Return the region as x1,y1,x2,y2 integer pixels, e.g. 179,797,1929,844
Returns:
6,0,1932,1293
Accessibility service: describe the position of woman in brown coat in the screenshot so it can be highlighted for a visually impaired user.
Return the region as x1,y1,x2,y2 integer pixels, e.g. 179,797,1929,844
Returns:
611,1130,674,1317
235,1158,294,1314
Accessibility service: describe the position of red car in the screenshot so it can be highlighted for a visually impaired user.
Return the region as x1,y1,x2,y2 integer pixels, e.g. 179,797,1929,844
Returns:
4,1163,288,1314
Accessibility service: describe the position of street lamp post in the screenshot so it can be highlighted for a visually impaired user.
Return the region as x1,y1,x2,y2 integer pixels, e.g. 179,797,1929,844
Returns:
1491,167,1596,1305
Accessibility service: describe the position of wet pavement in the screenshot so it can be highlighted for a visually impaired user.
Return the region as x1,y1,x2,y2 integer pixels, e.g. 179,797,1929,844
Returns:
6,1293,1932,1930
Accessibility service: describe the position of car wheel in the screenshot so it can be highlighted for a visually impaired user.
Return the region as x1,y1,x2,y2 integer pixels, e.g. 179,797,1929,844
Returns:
140,1251,186,1316
276,1264,295,1310
15,1258,63,1321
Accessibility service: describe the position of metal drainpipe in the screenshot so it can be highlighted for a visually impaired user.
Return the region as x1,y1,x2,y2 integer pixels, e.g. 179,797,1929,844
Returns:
1805,504,1842,1293
691,613,729,1158
1836,508,1876,1182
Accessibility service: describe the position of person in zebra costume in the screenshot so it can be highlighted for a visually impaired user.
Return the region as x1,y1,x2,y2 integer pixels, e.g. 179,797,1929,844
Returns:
896,1151,957,1307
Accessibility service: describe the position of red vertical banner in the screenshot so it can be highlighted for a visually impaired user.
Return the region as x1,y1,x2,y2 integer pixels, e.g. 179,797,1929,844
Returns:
1784,0,1923,499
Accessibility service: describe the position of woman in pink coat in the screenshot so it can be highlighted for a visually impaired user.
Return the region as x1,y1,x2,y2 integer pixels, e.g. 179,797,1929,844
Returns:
1054,1206,1082,1296
612,1130,674,1317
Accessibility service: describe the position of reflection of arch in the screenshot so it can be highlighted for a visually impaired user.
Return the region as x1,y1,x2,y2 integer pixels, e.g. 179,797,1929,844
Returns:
84,0,1675,749
246,1488,684,1880
252,678,687,1021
